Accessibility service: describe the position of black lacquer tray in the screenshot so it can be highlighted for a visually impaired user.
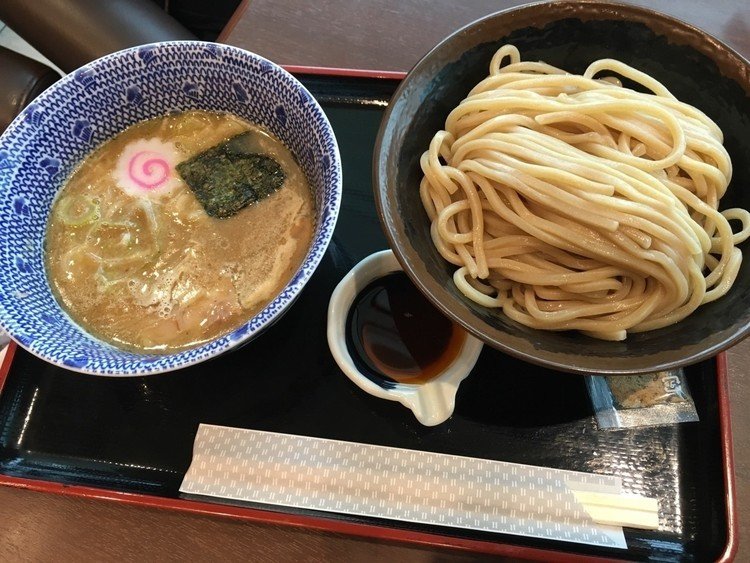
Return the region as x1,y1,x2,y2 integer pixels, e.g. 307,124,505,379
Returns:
0,73,737,562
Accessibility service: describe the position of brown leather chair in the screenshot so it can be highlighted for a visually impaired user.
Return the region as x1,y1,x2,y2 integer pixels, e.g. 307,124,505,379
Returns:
0,46,60,132
0,0,198,131
0,0,196,74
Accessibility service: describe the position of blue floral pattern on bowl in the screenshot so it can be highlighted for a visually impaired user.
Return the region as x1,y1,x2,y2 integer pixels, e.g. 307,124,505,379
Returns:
0,41,342,376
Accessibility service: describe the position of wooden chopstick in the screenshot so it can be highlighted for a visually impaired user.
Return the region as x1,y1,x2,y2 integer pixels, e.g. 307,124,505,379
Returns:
571,491,659,530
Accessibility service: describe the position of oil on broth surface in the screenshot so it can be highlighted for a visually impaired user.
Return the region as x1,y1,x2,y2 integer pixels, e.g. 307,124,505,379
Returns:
45,111,315,353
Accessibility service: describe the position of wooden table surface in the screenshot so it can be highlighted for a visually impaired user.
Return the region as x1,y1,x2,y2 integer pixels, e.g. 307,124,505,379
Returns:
2,1,749,561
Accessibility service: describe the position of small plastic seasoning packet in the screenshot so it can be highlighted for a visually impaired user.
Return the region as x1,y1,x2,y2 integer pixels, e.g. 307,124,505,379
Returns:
585,369,699,429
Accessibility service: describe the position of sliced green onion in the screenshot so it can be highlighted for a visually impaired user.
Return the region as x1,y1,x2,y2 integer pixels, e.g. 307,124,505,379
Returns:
56,195,100,226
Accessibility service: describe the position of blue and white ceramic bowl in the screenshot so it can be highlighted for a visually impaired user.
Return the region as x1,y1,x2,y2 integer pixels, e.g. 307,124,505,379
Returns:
0,41,342,375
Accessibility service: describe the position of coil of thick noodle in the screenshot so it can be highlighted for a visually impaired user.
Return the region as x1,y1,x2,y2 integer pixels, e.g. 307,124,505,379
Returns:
420,45,750,341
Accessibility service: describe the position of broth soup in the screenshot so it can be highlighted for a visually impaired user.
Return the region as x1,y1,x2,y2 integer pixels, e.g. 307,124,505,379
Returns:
45,110,315,353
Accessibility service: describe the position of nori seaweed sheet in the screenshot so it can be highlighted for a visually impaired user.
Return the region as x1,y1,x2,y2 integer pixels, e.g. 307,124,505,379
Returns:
176,132,286,218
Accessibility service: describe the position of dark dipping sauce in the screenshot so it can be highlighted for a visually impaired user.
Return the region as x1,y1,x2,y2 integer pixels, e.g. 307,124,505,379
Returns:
345,271,467,385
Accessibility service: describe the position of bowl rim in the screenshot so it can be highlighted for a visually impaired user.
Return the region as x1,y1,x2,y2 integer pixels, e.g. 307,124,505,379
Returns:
373,0,750,375
0,40,343,376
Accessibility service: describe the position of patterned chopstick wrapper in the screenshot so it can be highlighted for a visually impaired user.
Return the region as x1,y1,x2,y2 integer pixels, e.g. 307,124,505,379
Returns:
180,424,628,549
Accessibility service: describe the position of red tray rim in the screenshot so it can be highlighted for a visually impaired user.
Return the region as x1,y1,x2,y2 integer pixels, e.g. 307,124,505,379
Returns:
0,64,739,562
0,339,737,561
